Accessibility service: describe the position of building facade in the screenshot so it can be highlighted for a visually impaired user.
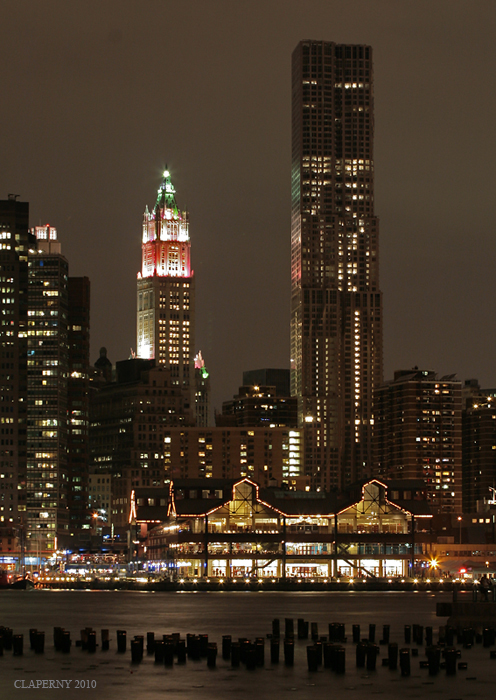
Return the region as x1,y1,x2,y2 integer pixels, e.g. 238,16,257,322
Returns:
137,170,195,422
89,359,194,528
462,386,496,514
290,41,383,492
27,225,70,553
88,472,112,524
163,427,302,487
217,385,298,428
0,206,92,559
131,477,430,578
0,197,35,533
67,277,91,534
373,369,462,514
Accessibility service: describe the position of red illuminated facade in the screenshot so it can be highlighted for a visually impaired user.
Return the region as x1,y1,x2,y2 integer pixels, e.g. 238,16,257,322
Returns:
137,171,195,400
139,172,191,280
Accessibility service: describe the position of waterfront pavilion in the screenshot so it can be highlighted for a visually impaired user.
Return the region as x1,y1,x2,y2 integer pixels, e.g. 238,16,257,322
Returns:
130,478,432,578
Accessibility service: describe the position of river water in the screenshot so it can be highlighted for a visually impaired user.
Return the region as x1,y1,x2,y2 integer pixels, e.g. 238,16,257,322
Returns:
0,589,494,699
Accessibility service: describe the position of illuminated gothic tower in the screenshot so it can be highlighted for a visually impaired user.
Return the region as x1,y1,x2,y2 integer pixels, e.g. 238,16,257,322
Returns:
291,41,383,491
137,171,195,399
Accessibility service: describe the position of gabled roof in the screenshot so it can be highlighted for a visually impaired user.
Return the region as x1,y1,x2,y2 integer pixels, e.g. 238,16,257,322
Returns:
175,498,227,516
133,487,170,499
260,489,338,516
173,478,273,517
394,499,432,517
336,478,433,516
131,477,432,523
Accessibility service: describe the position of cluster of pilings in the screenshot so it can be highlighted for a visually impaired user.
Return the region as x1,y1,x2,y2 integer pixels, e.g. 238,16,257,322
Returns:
1,619,496,676
289,618,496,676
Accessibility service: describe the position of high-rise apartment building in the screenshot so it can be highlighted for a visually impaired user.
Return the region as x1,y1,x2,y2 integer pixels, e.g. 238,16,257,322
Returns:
373,369,462,514
461,381,496,514
163,426,302,487
0,205,91,560
27,225,70,552
137,171,195,422
0,197,35,531
290,42,383,490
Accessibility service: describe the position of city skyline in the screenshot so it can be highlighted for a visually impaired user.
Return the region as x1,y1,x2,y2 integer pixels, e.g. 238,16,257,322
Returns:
2,2,496,412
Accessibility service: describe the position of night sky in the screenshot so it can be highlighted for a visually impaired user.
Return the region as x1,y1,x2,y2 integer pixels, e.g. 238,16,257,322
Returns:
2,1,496,412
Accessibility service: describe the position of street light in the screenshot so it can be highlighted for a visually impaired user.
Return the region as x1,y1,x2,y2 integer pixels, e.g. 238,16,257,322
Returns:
457,516,462,544
92,512,100,537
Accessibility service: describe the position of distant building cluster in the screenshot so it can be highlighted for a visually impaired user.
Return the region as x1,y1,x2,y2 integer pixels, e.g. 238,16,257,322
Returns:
1,40,496,573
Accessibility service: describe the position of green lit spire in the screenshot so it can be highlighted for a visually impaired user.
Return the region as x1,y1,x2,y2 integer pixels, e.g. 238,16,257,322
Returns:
155,168,178,212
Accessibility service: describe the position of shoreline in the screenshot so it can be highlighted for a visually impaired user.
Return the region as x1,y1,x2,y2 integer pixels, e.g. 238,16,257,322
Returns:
27,578,479,593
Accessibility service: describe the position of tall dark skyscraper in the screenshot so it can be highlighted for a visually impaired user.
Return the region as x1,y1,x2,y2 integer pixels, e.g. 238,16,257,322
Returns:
291,41,383,491
67,276,91,534
0,197,34,531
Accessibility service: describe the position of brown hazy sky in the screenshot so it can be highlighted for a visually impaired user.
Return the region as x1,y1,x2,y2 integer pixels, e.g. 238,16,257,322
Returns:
2,0,496,410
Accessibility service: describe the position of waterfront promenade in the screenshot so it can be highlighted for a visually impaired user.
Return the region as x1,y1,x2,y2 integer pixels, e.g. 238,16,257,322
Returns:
31,574,478,593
